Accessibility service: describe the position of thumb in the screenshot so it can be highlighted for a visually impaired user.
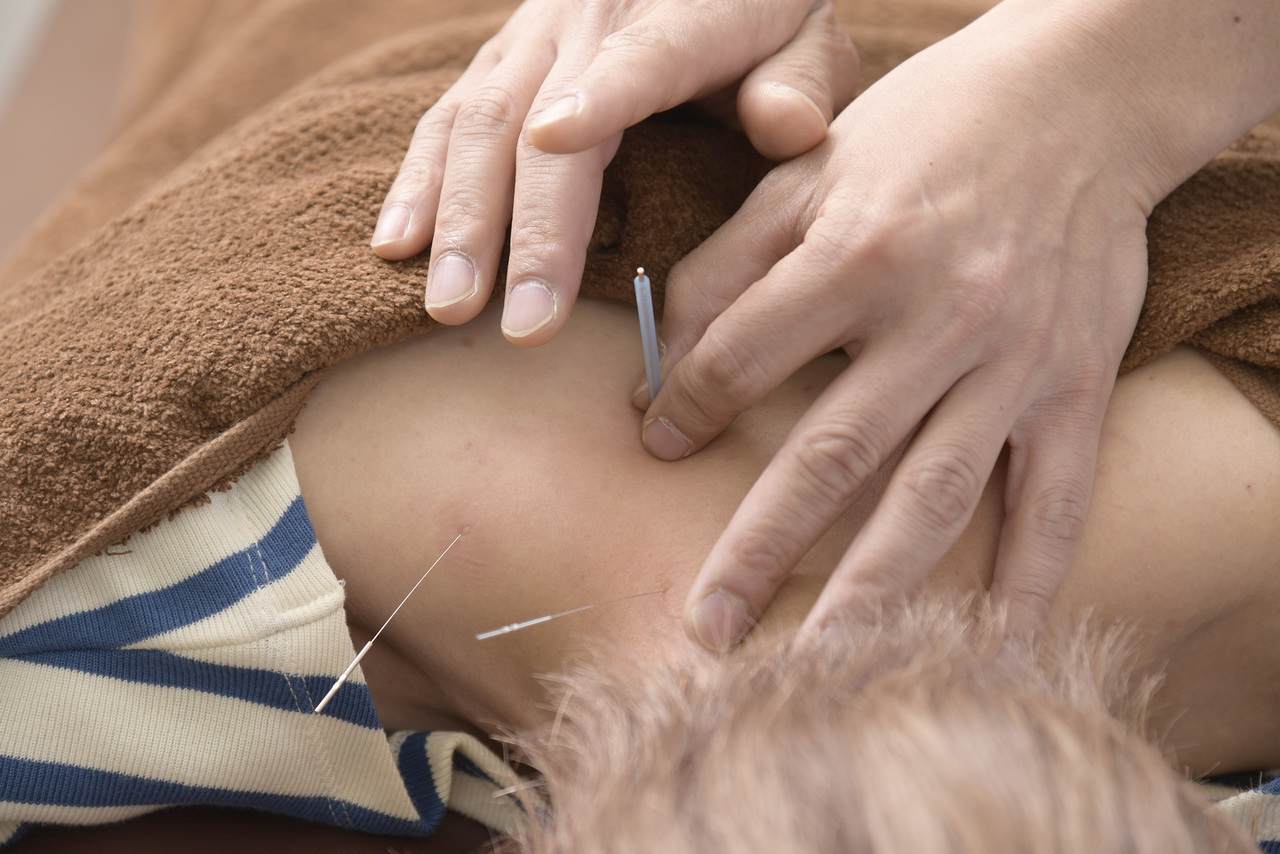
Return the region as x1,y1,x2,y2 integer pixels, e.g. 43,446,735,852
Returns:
738,1,860,161
527,2,814,154
631,166,809,411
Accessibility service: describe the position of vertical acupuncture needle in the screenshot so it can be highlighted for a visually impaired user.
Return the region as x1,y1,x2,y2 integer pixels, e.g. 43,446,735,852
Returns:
313,532,463,714
634,267,662,404
475,589,664,641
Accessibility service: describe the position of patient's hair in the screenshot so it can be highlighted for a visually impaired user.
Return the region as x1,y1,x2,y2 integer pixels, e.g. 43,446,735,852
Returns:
507,598,1253,854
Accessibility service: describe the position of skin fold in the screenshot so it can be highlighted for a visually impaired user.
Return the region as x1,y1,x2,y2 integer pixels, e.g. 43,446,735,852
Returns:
291,298,1280,780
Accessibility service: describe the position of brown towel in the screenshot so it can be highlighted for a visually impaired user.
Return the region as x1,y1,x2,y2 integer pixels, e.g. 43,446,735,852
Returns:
0,0,1276,620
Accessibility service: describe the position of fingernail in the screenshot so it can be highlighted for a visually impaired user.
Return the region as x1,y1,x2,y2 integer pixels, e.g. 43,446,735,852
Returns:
427,253,477,308
691,590,749,652
643,416,693,461
764,81,828,125
502,280,557,337
371,205,411,247
631,378,650,409
531,94,580,130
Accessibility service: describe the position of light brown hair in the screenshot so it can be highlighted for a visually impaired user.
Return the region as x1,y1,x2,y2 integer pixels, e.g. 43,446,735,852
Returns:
508,598,1253,854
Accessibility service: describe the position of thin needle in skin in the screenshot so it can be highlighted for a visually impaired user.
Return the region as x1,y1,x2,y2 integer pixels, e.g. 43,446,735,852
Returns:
475,589,664,641
634,266,662,404
313,532,464,714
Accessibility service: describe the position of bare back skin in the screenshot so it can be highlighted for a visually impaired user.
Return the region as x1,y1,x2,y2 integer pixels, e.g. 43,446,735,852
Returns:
290,298,1280,777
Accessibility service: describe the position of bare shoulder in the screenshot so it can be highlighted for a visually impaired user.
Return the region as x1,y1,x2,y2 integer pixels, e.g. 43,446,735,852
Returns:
1058,345,1280,774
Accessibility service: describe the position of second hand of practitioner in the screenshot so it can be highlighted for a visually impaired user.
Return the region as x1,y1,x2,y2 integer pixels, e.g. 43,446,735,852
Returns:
370,0,859,345
610,0,1280,651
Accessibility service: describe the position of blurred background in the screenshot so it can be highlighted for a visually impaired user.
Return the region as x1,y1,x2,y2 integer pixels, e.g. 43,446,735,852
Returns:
0,1,1275,274
0,0,130,264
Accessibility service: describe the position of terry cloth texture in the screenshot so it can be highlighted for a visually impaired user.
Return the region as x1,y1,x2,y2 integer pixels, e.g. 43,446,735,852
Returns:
0,1,1277,615
0,441,524,846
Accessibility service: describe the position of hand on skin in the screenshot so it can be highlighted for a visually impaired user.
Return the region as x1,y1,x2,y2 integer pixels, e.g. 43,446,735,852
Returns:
371,0,858,345
623,0,1280,651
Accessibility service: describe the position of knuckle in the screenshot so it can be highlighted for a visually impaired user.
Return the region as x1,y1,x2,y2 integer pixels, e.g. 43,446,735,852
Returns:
414,100,455,136
1027,477,1090,549
472,39,505,67
898,450,984,534
511,215,572,262
1005,319,1056,367
661,366,728,437
395,152,439,193
800,218,861,271
434,185,489,232
792,411,894,506
663,365,743,438
695,322,775,412
455,85,522,129
1027,350,1115,428
1002,573,1058,627
733,526,807,590
1068,351,1114,401
598,21,676,60
946,269,1014,337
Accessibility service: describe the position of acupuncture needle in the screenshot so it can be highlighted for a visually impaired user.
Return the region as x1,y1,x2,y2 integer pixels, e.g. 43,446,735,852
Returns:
313,532,463,714
476,589,664,641
634,267,662,404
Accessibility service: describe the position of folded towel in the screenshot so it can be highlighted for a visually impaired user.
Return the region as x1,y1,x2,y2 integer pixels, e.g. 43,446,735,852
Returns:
1,0,1276,618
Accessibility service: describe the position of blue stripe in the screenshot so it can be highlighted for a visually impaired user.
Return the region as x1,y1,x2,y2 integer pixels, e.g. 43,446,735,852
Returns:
453,751,503,790
1259,841,1280,853
0,755,436,837
0,497,316,657
453,750,527,816
397,732,446,830
0,823,32,850
12,648,380,729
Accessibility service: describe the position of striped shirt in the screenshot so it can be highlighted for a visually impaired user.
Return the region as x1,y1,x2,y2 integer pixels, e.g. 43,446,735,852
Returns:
4,440,1277,850
0,442,523,847
1209,776,1280,851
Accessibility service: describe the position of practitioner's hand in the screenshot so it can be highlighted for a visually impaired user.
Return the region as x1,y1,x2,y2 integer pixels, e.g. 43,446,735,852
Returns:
371,0,858,346
632,0,1280,651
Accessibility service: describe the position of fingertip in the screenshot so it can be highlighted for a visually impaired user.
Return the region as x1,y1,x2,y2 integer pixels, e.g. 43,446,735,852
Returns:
686,589,751,653
425,295,485,326
739,81,829,161
371,203,408,245
527,93,591,154
642,415,695,461
371,204,413,258
989,567,1056,656
995,584,1053,646
501,279,563,346
372,200,436,260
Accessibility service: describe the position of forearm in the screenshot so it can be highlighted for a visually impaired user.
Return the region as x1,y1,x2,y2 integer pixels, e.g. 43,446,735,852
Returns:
972,0,1280,210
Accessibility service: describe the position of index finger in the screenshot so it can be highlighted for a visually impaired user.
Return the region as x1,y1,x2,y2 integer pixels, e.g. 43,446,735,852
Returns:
682,337,964,651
